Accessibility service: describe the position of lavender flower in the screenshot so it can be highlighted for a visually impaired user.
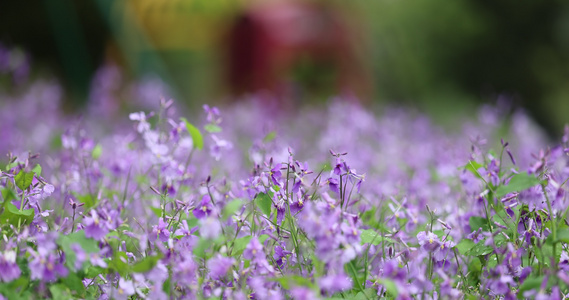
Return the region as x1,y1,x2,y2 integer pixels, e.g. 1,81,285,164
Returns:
417,231,441,252
0,251,21,282
207,255,235,280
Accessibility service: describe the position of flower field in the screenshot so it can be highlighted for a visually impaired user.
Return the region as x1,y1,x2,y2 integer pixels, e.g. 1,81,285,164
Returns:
1,76,569,299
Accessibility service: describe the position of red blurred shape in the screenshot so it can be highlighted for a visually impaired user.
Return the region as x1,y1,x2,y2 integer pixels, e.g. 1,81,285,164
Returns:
225,1,370,103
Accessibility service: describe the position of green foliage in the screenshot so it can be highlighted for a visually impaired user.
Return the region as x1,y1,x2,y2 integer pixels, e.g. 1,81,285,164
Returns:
455,239,475,255
360,229,394,245
231,235,269,257
1,187,17,202
75,193,97,209
0,202,35,226
132,254,163,273
464,160,484,179
57,231,99,270
49,284,71,299
495,173,541,198
204,124,222,133
31,164,42,176
376,278,399,298
91,144,103,159
222,199,243,220
466,240,493,256
263,131,277,143
469,216,490,232
181,117,203,150
254,192,272,217
14,170,34,191
62,273,86,297
555,228,569,244
518,276,545,299
269,275,315,289
109,252,130,277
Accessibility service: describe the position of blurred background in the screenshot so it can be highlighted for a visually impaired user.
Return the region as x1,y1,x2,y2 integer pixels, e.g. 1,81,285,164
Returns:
1,0,568,137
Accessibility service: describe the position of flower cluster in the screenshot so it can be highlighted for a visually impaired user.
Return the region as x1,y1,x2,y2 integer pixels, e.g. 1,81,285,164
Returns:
1,67,569,299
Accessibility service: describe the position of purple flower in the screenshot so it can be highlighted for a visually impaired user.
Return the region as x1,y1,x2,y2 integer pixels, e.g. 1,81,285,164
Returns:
244,237,264,262
290,199,305,214
200,217,222,239
275,200,286,225
467,228,484,243
83,210,109,241
173,258,198,288
381,259,406,282
319,273,352,294
290,287,317,300
0,251,21,282
129,111,150,133
193,195,213,219
268,163,283,186
485,265,515,296
209,135,233,161
433,240,455,261
518,218,540,245
112,278,135,300
203,104,222,124
327,177,340,194
151,218,171,243
28,251,68,282
207,254,235,280
273,244,292,268
417,231,441,252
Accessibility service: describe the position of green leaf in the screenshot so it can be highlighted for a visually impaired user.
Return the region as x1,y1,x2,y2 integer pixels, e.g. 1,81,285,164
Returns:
377,278,399,297
517,276,544,299
222,199,243,220
495,173,541,198
360,229,394,245
263,131,277,143
57,231,99,270
150,206,162,218
193,237,211,258
58,231,100,253
353,288,378,300
466,239,493,256
555,228,569,244
464,160,484,179
204,124,222,133
0,202,35,226
49,284,71,299
536,242,561,266
1,188,17,202
269,275,315,289
0,281,28,300
14,170,34,191
469,216,490,232
255,192,272,217
63,272,86,295
259,234,269,244
132,254,163,273
180,117,203,150
466,258,482,287
109,251,130,277
455,239,475,255
92,144,103,159
231,236,252,256
85,266,105,278
76,194,97,209
32,164,42,176
185,216,199,228
345,260,365,289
